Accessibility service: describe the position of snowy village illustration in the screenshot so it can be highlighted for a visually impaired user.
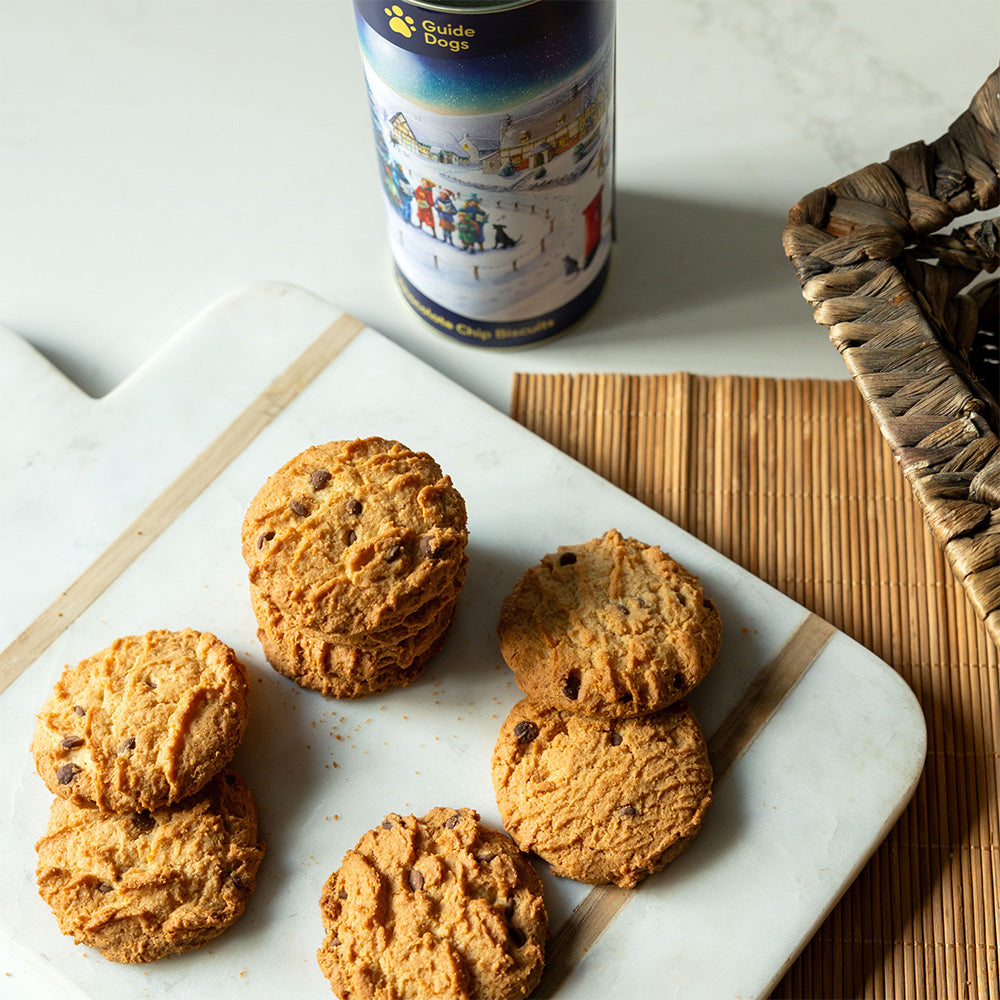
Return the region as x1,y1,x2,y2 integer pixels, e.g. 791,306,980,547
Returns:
357,19,615,334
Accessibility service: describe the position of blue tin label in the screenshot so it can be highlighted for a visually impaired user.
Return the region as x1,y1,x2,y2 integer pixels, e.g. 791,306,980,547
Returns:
354,1,615,347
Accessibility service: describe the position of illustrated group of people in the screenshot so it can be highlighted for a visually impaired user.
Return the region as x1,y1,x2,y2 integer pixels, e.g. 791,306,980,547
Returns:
390,164,489,253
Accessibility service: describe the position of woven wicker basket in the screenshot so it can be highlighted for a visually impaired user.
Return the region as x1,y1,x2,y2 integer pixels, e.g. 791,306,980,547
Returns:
783,66,1000,649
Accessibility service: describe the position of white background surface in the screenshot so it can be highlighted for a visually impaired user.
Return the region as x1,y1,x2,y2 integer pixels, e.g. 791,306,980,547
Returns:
1,1,997,411
0,2,996,996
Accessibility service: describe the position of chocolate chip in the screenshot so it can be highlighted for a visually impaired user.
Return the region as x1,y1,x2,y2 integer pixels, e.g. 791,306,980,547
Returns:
408,869,424,891
476,853,497,864
562,675,580,700
509,926,526,948
419,535,444,558
230,873,246,891
310,469,331,490
513,720,539,744
381,820,392,830
618,692,633,704
118,737,136,753
636,596,649,609
96,883,113,894
56,763,79,784
346,529,356,545
60,735,85,749
338,890,348,900
616,804,637,817
558,552,576,565
146,677,157,689
346,498,363,516
615,603,629,615
444,813,461,829
330,937,342,947
72,705,85,716
609,730,623,746
132,811,155,834
257,530,275,550
672,673,686,690
385,543,402,563
290,500,310,517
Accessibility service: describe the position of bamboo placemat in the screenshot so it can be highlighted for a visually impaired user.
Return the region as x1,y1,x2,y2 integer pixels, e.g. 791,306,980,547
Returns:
510,372,999,1000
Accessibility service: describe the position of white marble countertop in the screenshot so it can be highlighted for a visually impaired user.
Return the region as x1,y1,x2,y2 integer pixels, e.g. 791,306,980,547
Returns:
1,0,996,413
0,2,996,996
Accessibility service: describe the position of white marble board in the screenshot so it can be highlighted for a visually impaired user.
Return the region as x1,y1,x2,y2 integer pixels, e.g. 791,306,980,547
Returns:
0,282,926,999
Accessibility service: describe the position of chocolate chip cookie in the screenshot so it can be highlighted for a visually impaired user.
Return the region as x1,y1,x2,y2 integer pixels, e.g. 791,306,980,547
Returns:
497,529,722,718
492,699,713,888
31,629,250,813
35,769,265,963
317,807,547,1000
242,437,468,637
251,582,458,698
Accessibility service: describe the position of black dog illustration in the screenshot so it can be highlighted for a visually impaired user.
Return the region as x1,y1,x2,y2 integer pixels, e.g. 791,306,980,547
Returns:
492,223,521,249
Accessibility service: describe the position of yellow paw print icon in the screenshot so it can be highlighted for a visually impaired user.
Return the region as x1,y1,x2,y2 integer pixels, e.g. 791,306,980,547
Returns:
384,5,415,38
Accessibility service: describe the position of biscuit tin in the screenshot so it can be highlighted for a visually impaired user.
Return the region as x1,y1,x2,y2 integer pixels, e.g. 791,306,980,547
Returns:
353,0,615,347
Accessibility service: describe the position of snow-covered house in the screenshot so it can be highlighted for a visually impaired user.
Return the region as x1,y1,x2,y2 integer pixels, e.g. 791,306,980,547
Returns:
488,84,608,174
390,113,470,165
389,113,432,158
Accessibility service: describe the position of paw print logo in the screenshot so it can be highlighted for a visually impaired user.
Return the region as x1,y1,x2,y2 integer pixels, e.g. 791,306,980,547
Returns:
384,5,415,38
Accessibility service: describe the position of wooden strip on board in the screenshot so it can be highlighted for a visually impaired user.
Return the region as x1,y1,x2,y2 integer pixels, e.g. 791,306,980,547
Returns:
0,311,365,695
511,371,999,1000
707,610,835,778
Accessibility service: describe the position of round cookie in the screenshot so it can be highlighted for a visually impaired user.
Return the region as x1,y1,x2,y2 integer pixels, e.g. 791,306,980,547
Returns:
251,583,458,698
31,629,250,813
256,551,468,654
497,529,722,718
318,807,547,1000
35,769,265,963
242,437,468,636
492,699,713,888
326,553,467,650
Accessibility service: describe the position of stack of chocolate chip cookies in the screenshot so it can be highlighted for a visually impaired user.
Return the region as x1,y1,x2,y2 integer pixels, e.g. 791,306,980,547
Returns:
242,437,469,698
491,528,721,889
30,628,265,962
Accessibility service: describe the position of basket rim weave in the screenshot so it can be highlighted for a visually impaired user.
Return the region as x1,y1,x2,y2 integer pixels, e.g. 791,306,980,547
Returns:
783,66,1000,649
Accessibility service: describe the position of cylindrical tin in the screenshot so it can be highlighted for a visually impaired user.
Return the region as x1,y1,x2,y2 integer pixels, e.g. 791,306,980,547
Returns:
353,0,615,347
